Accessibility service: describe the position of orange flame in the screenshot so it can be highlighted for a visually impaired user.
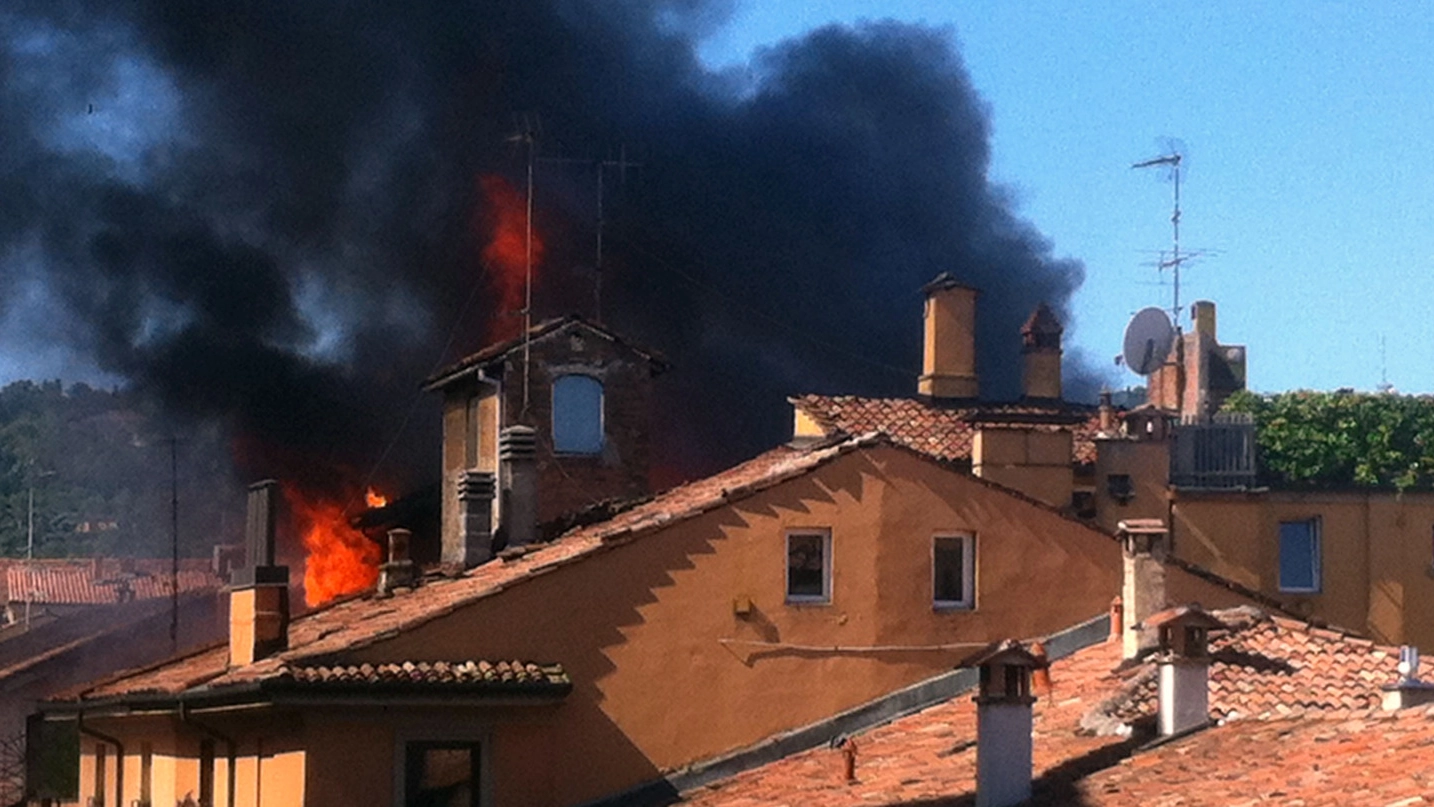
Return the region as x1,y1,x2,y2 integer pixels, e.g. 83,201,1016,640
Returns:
477,175,544,340
289,491,381,607
365,488,388,509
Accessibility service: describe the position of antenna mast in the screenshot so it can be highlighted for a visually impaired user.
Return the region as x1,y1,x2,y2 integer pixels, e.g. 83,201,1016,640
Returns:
594,147,641,324
506,116,539,413
1132,151,1185,322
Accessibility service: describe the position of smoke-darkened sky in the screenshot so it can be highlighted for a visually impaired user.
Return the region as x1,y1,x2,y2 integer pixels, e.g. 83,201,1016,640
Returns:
0,0,1097,490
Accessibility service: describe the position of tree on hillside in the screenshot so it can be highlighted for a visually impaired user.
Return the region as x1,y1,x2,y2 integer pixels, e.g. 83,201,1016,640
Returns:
1222,390,1434,490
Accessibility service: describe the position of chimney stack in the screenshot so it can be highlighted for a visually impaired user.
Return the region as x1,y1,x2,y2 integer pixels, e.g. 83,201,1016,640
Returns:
378,528,419,594
917,273,979,400
1382,645,1434,710
229,481,289,667
1019,303,1063,401
1097,390,1115,435
448,470,496,567
964,640,1041,807
1143,605,1224,736
1191,300,1216,339
1118,519,1169,660
499,425,539,549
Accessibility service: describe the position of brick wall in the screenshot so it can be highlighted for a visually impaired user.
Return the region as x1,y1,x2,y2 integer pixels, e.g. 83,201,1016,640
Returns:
498,325,657,523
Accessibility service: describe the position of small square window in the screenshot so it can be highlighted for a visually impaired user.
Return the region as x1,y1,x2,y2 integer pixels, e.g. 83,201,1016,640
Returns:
1279,518,1320,593
786,530,831,603
933,535,975,609
1107,474,1134,504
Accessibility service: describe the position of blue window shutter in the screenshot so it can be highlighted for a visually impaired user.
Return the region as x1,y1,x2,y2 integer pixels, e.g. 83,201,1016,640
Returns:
1278,520,1319,591
553,375,604,454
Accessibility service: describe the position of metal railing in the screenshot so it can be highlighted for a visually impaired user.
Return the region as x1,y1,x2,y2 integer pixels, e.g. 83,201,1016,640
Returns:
1171,413,1256,488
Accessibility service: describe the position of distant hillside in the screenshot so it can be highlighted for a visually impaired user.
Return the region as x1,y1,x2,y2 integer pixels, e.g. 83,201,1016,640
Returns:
0,380,241,558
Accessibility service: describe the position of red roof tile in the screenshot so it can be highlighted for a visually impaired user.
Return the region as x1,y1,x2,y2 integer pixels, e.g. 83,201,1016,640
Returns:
791,394,1114,465
680,607,1432,806
2,559,222,605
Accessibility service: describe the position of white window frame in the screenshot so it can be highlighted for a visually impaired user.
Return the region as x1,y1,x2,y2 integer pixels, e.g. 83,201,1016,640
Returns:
1278,517,1321,593
932,533,976,610
785,529,832,604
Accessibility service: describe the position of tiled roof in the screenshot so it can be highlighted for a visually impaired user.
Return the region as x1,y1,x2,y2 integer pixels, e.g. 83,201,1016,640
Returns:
53,436,890,704
680,607,1432,806
283,659,568,690
423,315,668,389
791,394,1113,465
2,559,222,605
1092,607,1411,728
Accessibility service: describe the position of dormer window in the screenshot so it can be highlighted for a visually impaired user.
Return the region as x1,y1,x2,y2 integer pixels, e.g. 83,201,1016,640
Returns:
552,374,604,454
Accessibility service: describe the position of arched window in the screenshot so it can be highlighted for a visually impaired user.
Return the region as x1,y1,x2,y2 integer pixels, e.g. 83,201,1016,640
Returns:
552,374,604,454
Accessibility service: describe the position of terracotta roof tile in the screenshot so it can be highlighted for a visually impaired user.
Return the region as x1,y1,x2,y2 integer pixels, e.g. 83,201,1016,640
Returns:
284,659,569,690
791,394,1115,465
2,559,221,605
681,608,1432,806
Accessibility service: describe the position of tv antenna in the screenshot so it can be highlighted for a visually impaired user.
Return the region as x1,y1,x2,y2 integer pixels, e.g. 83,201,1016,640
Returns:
1132,145,1192,324
1378,334,1394,393
535,146,643,324
506,114,540,413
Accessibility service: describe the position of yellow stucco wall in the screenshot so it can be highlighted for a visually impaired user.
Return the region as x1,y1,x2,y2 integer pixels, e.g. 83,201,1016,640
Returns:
343,444,1122,806
1173,489,1434,646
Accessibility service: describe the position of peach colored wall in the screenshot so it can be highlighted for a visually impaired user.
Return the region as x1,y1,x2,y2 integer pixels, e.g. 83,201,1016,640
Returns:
1093,437,1170,535
74,714,307,807
345,445,1122,806
1173,490,1434,646
972,428,1073,508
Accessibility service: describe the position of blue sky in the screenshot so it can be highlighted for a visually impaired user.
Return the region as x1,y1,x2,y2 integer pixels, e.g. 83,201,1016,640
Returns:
703,2,1434,394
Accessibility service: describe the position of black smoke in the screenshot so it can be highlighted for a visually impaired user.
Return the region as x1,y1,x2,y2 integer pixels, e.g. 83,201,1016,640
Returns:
0,0,1099,492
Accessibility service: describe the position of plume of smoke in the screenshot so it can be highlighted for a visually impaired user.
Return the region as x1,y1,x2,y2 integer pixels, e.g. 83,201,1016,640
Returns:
0,0,1102,493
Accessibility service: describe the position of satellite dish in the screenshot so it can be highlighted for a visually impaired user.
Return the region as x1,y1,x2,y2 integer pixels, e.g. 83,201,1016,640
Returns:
1122,307,1175,375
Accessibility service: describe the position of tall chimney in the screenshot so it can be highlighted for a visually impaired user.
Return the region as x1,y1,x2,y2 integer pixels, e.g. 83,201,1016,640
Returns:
499,425,539,549
229,481,289,667
1191,300,1216,339
1118,519,1169,660
964,640,1041,807
448,470,496,567
917,273,979,400
1143,605,1223,736
1019,303,1063,401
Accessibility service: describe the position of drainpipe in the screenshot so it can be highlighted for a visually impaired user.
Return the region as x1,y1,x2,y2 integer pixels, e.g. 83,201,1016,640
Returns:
77,712,123,807
181,701,238,807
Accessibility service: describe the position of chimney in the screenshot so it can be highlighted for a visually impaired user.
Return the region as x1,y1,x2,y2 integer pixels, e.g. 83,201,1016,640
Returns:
1142,605,1224,736
964,640,1041,807
377,528,419,594
1191,300,1216,339
499,425,538,549
1118,519,1169,660
1019,303,1063,401
1382,645,1434,710
447,470,496,567
917,273,979,400
229,481,289,667
1097,390,1115,435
